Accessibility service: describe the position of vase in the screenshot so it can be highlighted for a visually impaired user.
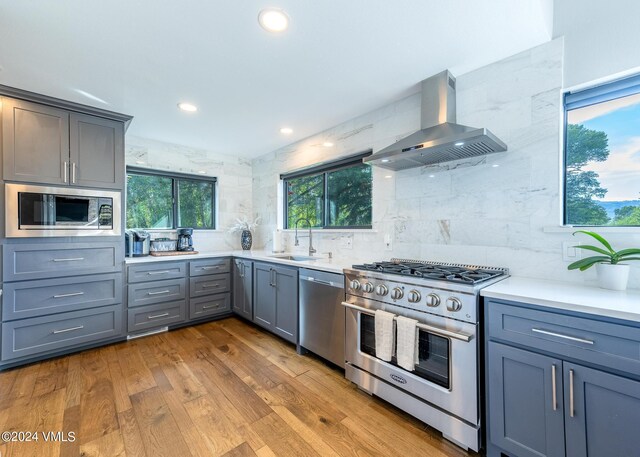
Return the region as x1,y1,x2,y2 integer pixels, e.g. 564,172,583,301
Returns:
241,229,253,251
596,263,630,290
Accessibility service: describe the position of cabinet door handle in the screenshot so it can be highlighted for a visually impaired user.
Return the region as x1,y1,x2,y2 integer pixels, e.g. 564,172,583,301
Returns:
551,364,557,411
201,266,221,270
239,262,245,278
202,304,220,310
52,325,84,334
147,270,170,275
147,290,170,296
63,161,68,183
569,369,575,418
53,291,85,299
71,162,77,183
148,312,170,319
53,257,84,262
532,328,594,345
202,283,220,289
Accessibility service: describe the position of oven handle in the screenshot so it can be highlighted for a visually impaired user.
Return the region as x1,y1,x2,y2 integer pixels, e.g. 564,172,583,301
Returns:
341,301,473,342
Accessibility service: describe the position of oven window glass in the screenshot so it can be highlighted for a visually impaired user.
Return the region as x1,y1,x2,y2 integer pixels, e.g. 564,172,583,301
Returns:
360,314,450,389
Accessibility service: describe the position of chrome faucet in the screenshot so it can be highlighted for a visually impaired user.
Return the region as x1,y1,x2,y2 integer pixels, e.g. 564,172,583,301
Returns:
294,218,316,256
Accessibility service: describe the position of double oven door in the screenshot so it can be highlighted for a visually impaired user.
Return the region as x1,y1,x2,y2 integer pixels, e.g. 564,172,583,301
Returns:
343,296,479,425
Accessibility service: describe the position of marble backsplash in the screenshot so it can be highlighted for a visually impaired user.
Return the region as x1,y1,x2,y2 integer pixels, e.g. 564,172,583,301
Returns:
124,136,252,251
251,38,640,289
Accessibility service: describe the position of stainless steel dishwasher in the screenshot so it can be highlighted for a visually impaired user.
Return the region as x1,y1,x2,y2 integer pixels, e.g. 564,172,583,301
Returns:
299,268,345,368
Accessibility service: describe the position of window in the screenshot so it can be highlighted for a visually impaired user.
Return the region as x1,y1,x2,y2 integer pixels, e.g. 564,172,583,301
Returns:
126,167,216,229
564,74,640,226
282,152,372,229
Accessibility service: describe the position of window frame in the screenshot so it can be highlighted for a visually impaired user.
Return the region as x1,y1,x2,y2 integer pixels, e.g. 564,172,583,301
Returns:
281,151,373,230
126,166,217,230
562,73,640,227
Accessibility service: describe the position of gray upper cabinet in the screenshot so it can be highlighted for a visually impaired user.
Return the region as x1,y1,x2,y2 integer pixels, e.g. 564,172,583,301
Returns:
488,342,565,457
252,262,298,344
1,95,127,189
2,97,70,185
233,259,253,320
70,112,124,189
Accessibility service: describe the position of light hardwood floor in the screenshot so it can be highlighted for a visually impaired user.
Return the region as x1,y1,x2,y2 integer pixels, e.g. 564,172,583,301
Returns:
0,317,476,457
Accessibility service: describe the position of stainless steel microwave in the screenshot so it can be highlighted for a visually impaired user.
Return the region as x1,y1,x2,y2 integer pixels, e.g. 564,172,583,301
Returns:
5,183,121,237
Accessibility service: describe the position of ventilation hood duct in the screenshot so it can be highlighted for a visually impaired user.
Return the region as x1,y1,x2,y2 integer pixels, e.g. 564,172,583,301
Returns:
364,70,507,171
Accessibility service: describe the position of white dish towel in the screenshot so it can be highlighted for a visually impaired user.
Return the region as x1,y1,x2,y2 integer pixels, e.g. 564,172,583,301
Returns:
374,309,395,362
396,315,419,371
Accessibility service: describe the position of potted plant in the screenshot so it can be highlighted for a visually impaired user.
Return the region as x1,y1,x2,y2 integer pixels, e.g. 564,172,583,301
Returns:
229,216,261,250
567,230,640,290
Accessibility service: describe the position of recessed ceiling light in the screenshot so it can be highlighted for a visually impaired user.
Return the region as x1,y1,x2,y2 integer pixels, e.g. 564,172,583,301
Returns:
323,142,334,148
280,127,293,135
428,174,435,178
258,8,289,33
381,159,391,163
198,170,207,174
135,160,145,165
384,175,393,179
454,142,464,147
178,102,198,112
492,164,500,168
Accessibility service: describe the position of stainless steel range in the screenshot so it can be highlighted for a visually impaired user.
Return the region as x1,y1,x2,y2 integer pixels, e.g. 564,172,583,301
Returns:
342,259,508,452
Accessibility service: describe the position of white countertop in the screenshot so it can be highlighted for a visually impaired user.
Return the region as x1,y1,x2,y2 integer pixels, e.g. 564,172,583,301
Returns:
481,276,640,323
125,250,351,274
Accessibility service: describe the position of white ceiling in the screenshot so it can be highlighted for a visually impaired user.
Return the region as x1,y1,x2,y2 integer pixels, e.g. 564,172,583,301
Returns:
0,1,553,158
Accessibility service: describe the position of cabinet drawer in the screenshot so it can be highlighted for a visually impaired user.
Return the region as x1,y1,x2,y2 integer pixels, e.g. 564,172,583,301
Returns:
127,278,186,308
2,273,123,320
127,300,186,333
189,273,230,297
1,305,123,361
3,243,122,281
487,301,640,376
189,258,231,276
127,261,186,283
190,293,231,320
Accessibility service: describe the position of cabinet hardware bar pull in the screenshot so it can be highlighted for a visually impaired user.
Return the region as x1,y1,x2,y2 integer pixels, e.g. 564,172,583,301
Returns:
202,305,220,310
569,369,575,418
531,328,594,345
341,301,473,342
201,266,221,270
147,290,170,296
147,270,170,275
72,162,77,183
202,284,220,289
551,364,557,411
148,312,170,319
63,161,68,183
52,325,84,334
53,292,85,298
53,257,84,262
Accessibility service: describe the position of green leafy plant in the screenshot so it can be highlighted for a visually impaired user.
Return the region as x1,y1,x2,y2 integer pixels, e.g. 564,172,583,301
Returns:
567,230,640,271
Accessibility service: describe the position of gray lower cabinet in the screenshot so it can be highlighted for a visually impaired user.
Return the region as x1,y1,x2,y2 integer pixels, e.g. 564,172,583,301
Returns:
127,278,187,308
128,300,187,333
253,262,298,344
187,258,232,321
190,294,231,320
190,258,231,277
127,261,187,283
485,300,640,457
189,273,230,298
1,304,122,361
232,259,253,320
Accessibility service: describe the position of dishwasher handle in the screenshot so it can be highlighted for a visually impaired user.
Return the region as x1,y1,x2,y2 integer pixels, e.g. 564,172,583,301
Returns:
299,274,344,289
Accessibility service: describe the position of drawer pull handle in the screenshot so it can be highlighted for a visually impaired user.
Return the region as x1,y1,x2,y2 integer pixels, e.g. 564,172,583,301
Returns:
147,290,170,296
53,292,85,299
569,369,575,418
201,266,221,270
52,325,84,334
53,257,84,262
202,304,221,310
551,364,557,411
147,270,171,275
531,328,594,345
202,284,221,289
148,312,170,319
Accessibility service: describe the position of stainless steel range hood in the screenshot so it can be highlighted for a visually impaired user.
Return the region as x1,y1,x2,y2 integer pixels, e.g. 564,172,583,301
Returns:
365,70,507,171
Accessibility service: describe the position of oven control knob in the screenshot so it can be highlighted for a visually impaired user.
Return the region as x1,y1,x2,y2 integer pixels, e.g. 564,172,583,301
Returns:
446,297,463,312
390,287,404,300
407,290,421,303
375,284,388,296
425,293,440,307
363,282,375,293
349,280,361,291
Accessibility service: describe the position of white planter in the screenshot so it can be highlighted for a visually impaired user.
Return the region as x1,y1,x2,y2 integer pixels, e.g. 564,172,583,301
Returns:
596,263,630,291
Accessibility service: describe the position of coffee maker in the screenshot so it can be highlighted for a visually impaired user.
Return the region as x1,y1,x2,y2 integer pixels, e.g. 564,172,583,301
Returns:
177,228,194,252
125,230,150,257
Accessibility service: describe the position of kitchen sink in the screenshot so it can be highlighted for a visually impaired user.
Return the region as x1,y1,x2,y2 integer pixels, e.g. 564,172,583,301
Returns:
269,254,317,262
